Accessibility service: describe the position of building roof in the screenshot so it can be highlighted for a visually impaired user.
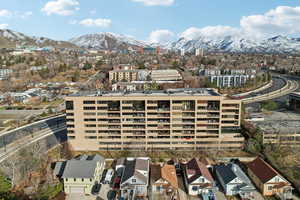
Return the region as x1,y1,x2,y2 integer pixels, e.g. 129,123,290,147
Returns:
215,164,237,184
121,158,149,185
61,154,104,179
150,164,178,189
161,165,178,189
185,158,214,184
247,157,279,183
69,88,221,98
62,160,97,179
150,164,161,183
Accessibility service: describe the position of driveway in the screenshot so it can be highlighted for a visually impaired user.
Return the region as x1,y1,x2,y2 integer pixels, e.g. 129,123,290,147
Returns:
66,194,97,200
99,184,115,200
214,191,227,200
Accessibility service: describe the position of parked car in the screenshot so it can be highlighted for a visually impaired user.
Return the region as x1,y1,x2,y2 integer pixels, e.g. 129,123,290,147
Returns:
103,169,114,184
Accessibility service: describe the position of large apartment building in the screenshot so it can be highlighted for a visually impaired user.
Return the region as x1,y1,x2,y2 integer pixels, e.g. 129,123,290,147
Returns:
109,70,139,83
65,88,244,151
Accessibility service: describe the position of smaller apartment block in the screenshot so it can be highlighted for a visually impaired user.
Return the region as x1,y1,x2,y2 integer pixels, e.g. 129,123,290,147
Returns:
65,88,244,151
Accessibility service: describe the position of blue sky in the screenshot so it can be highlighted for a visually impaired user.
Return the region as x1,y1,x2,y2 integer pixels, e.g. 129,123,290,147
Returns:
0,0,300,42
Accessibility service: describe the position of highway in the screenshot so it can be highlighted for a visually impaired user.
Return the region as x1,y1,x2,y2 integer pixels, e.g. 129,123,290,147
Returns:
0,115,67,163
242,75,299,104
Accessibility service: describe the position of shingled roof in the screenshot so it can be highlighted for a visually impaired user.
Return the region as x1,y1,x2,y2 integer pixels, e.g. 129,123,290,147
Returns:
247,157,278,183
150,164,178,189
185,158,214,184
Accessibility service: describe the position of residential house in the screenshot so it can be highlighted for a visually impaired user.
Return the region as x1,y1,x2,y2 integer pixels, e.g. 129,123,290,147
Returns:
215,163,256,199
183,158,215,196
120,157,150,200
247,157,293,199
150,164,178,198
55,154,105,195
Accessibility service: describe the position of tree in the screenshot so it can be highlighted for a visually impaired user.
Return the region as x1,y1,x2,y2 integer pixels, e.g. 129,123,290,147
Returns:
82,62,92,70
72,70,80,82
262,100,278,111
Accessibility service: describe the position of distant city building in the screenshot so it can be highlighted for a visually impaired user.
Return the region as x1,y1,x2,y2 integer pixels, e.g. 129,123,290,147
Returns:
210,75,251,88
150,70,182,81
289,92,300,112
65,88,243,151
200,68,256,88
181,49,185,56
109,69,139,83
0,69,13,80
195,48,204,56
140,47,160,55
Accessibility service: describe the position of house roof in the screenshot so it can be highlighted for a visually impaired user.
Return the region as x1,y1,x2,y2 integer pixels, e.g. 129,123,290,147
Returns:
150,164,161,183
247,157,278,183
62,160,97,179
215,164,237,184
161,165,178,189
121,158,149,184
150,164,178,189
185,158,214,184
61,154,104,179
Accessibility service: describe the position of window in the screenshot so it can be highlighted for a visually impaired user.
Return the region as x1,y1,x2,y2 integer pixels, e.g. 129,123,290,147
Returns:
192,186,198,191
66,101,74,110
65,178,68,182
268,186,273,191
90,178,92,182
132,179,136,183
83,100,95,104
83,106,96,110
82,178,84,182
74,178,76,182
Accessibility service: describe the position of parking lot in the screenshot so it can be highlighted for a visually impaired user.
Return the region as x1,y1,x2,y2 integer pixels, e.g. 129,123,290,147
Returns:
251,110,300,134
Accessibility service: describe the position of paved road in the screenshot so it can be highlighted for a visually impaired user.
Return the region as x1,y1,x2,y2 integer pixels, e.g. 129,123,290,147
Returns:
0,125,66,163
242,77,299,104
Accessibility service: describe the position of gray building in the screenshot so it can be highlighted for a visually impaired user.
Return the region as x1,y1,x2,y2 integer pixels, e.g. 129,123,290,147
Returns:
215,163,256,199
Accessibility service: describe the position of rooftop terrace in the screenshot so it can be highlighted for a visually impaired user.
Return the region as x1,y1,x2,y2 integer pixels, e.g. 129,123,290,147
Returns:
69,88,221,97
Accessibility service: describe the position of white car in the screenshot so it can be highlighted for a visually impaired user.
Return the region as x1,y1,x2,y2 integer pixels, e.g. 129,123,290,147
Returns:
103,169,114,184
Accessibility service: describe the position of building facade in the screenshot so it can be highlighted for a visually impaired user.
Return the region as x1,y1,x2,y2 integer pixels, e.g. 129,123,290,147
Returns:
109,70,139,83
65,88,244,151
210,75,251,88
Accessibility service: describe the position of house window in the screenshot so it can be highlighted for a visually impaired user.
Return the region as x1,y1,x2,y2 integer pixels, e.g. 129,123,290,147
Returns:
90,179,92,182
82,178,84,182
65,178,68,182
268,186,273,191
192,186,198,191
156,186,161,191
74,178,76,182
132,179,136,183
200,178,205,183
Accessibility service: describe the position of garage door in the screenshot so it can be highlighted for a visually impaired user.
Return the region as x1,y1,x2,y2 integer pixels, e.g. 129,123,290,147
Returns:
70,187,84,193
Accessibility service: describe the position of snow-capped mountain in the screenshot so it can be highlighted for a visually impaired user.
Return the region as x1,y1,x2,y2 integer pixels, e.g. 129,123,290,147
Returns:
0,29,78,49
170,35,300,54
69,32,150,50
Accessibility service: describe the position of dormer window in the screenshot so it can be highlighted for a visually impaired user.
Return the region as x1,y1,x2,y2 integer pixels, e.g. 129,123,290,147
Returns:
132,179,136,183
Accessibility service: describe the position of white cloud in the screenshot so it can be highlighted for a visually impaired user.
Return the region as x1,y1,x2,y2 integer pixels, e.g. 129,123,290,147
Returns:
149,29,174,44
0,9,12,17
41,0,79,16
79,18,112,28
181,26,241,40
131,0,174,6
180,6,300,40
0,24,8,29
240,6,300,38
